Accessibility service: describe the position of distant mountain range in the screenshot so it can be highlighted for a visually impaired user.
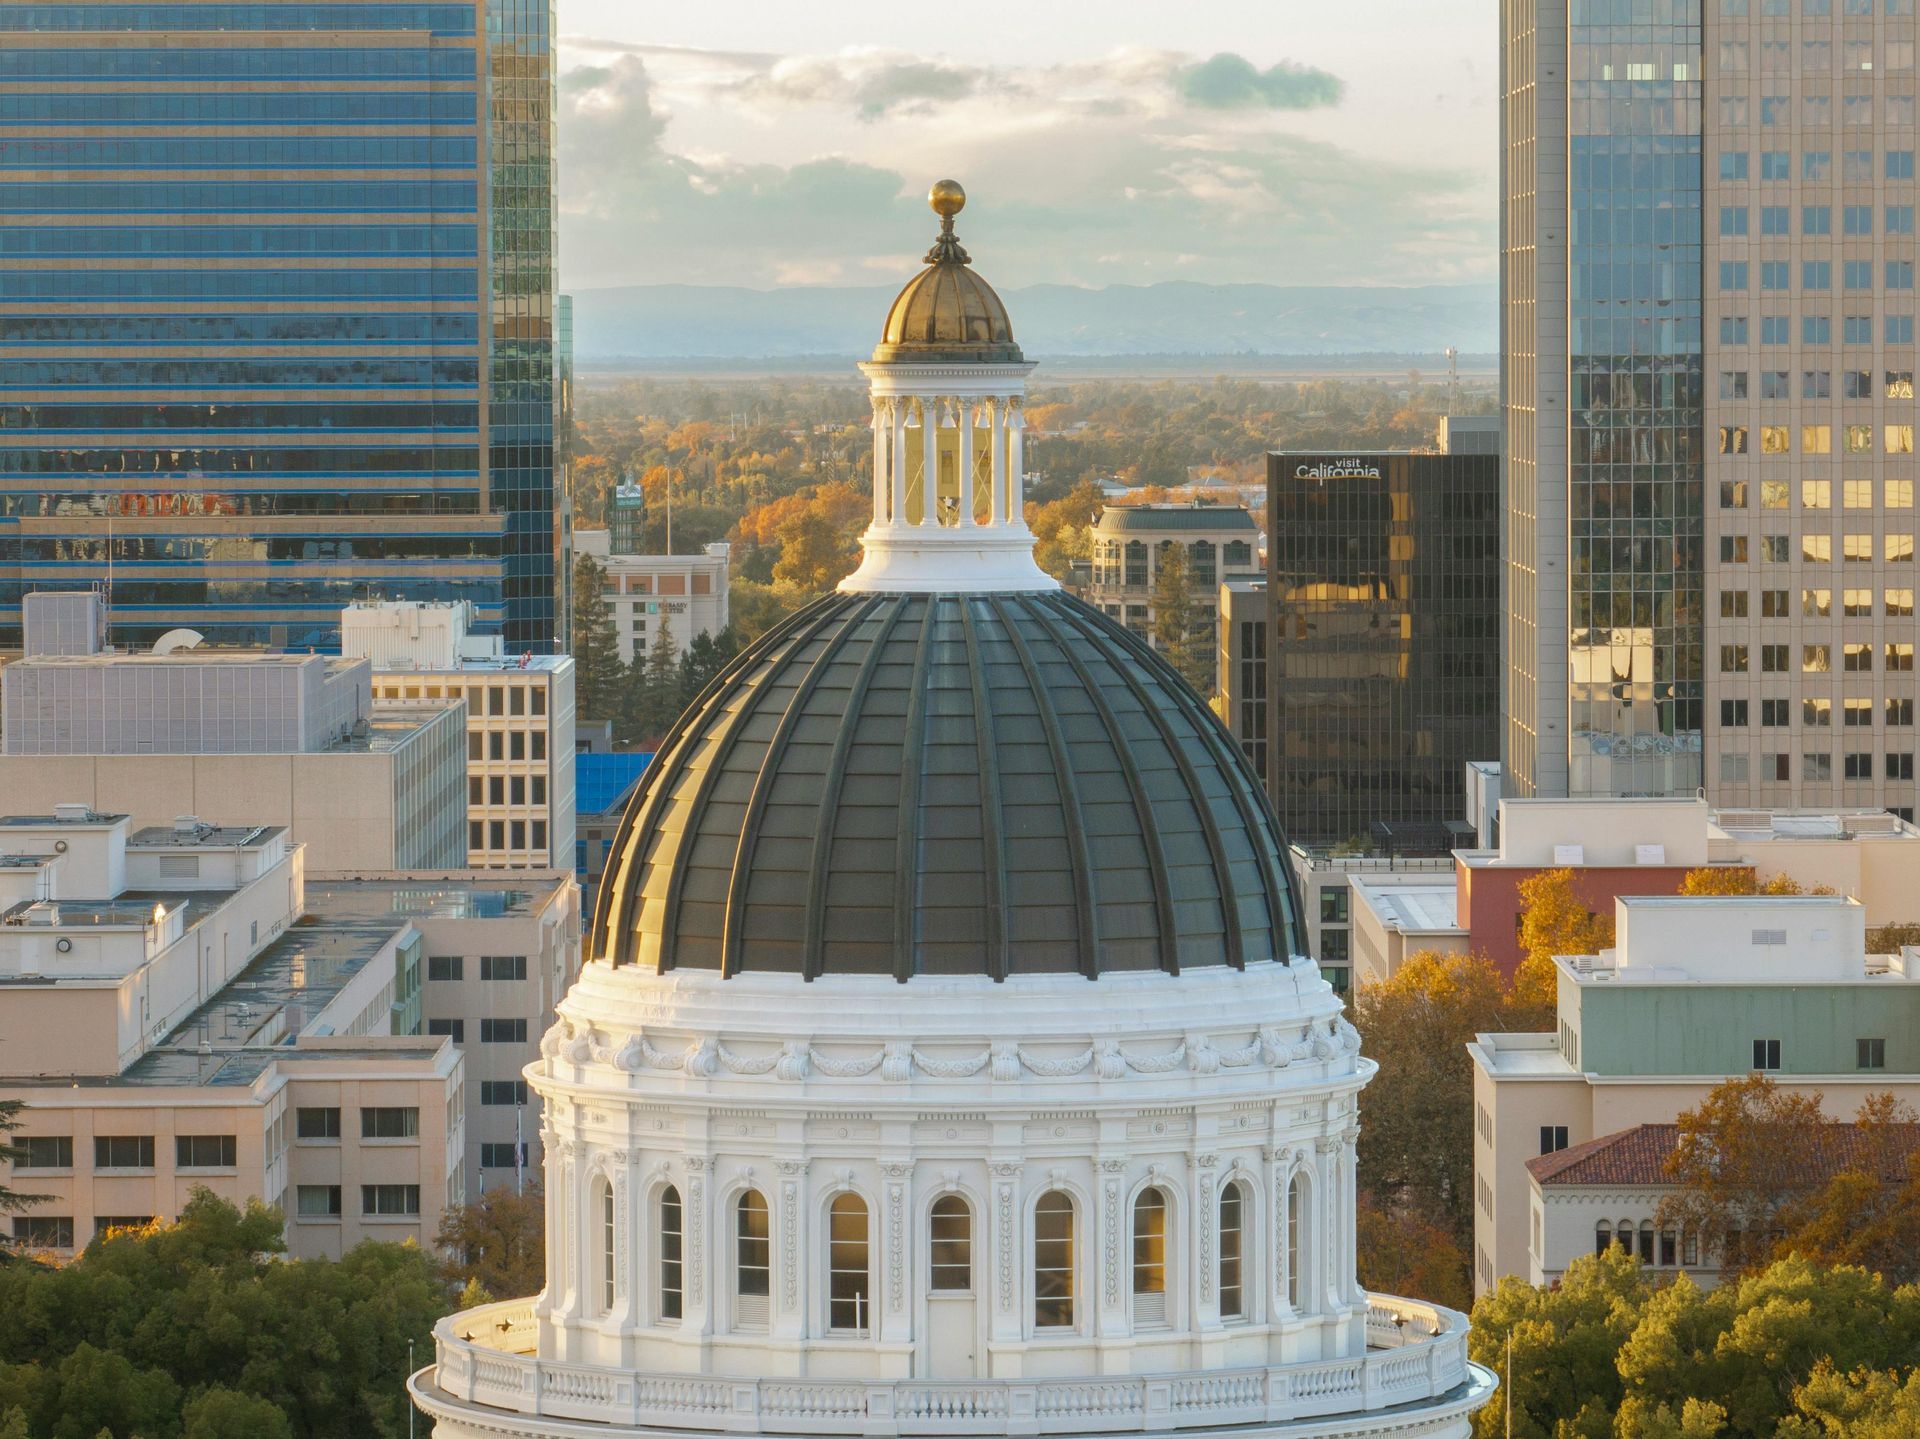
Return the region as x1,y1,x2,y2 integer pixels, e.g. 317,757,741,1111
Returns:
565,281,1497,361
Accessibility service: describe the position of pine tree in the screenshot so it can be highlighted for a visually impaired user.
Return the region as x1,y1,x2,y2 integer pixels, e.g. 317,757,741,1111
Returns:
569,553,625,723
636,614,684,743
0,1097,45,1263
1150,543,1213,695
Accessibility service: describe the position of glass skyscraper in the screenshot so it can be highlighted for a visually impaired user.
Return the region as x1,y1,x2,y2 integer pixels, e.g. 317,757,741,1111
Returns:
1504,0,1706,799
0,0,558,652
1508,0,1920,815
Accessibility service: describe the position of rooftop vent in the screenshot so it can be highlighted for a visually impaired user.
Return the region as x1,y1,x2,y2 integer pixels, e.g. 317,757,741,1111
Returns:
51,804,94,824
172,814,209,840
23,904,59,926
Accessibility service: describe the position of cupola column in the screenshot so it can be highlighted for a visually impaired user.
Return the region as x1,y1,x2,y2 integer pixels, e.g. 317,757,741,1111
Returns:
870,399,889,527
890,400,910,526
920,400,939,526
957,400,976,528
986,398,1007,527
1007,401,1026,517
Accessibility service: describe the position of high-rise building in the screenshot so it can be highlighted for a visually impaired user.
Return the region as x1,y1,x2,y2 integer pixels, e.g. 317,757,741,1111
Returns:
1263,428,1501,848
1501,0,1706,799
1505,0,1920,814
0,0,558,652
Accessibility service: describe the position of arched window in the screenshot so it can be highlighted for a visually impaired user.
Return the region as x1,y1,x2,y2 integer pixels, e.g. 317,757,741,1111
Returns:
1219,1181,1247,1319
930,1194,972,1292
1594,1221,1612,1257
1132,1187,1168,1326
659,1185,683,1321
1285,1174,1303,1310
735,1190,770,1327
828,1193,871,1332
1034,1190,1076,1329
599,1178,616,1314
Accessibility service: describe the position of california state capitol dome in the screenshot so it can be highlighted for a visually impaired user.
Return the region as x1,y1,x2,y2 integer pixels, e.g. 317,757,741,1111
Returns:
409,183,1494,1439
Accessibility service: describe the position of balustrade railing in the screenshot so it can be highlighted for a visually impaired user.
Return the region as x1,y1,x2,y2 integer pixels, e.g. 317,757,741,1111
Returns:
423,1294,1472,1434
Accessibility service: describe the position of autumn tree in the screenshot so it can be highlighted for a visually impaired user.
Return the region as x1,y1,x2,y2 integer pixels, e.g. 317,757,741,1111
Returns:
1511,868,1614,1015
772,507,861,594
1025,479,1102,582
1782,1363,1920,1439
1771,1093,1920,1285
1678,866,1829,896
1352,950,1526,1243
1655,1074,1834,1276
1149,543,1213,694
1355,1195,1470,1312
438,1186,545,1300
570,553,626,724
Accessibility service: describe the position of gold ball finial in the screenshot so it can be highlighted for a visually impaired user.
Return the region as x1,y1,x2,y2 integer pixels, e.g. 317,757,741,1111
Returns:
929,179,966,220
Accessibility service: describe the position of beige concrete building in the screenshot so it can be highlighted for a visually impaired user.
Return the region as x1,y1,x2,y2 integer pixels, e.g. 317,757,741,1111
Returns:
573,530,730,667
1468,894,1920,1296
0,810,464,1260
1347,879,1467,988
310,871,581,1193
345,601,578,871
0,705,468,876
1087,503,1261,650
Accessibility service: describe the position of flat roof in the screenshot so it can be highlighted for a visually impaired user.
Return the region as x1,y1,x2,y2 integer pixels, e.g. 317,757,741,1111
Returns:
302,875,553,922
0,890,233,936
0,813,128,827
321,706,457,753
128,824,283,850
1468,1032,1581,1078
373,656,571,675
1351,881,1460,932
8,650,354,671
1093,505,1258,534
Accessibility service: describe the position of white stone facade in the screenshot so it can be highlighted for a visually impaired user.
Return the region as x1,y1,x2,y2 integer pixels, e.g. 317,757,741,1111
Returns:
410,964,1491,1438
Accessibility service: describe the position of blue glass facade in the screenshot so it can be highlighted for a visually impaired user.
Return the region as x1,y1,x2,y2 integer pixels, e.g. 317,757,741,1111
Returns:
0,0,557,650
1566,0,1707,793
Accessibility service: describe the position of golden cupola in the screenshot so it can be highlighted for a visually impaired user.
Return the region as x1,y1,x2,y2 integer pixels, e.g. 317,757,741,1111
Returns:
872,180,1022,363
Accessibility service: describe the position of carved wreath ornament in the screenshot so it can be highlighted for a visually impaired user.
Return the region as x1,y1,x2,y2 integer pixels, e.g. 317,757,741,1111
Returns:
542,1016,1360,1082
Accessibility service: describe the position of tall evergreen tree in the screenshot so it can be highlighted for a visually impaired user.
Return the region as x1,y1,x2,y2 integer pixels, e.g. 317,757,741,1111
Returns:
0,1098,44,1263
569,554,625,724
1149,543,1213,695
636,614,684,741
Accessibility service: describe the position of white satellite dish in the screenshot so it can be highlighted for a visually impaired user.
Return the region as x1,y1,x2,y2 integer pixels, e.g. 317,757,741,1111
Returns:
151,628,206,655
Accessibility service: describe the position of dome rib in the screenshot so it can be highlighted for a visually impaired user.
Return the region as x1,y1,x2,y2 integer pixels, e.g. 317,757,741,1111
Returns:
890,596,939,981
800,594,915,979
958,600,1010,980
719,593,890,976
1047,600,1245,972
1096,611,1295,956
987,595,1101,975
590,595,837,970
592,591,1302,978
1024,598,1182,975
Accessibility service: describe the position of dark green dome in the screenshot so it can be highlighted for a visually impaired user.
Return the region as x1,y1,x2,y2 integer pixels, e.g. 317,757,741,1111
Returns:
591,590,1301,979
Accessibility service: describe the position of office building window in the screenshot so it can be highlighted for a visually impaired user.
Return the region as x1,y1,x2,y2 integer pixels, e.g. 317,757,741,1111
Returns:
175,1135,236,1169
427,955,463,981
92,1136,154,1169
480,1018,527,1043
480,954,526,981
296,1186,342,1218
1753,1039,1782,1071
362,1185,421,1217
296,1107,341,1140
360,1107,419,1140
1859,1038,1887,1070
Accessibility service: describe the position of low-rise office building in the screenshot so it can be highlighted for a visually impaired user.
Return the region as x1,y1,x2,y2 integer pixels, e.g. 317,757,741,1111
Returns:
1087,502,1261,652
1284,845,1455,995
0,809,463,1260
0,593,467,874
316,871,581,1193
344,601,578,872
1456,797,1920,976
573,530,730,667
1347,877,1467,987
1523,1120,1919,1291
1468,894,1920,1296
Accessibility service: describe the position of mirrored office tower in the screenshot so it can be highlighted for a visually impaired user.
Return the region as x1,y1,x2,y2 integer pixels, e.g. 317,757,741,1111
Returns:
0,0,558,652
1503,0,1706,798
1507,0,1920,817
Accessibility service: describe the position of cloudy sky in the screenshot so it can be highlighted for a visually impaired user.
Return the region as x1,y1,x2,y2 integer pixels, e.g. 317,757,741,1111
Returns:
557,0,1495,294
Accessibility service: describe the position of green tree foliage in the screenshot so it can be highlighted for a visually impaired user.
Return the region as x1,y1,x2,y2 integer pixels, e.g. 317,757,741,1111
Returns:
0,1100,45,1263
0,1190,448,1439
1782,1363,1920,1438
677,628,742,712
436,1186,544,1300
1469,1251,1920,1439
570,553,626,724
1149,543,1213,694
619,614,686,746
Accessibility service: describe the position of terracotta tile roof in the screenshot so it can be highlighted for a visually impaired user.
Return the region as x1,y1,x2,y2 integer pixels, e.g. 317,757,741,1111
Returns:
1526,1122,1920,1187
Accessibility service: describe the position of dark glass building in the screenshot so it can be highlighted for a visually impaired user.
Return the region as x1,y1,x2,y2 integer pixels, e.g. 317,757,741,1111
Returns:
1266,445,1501,848
0,0,558,651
